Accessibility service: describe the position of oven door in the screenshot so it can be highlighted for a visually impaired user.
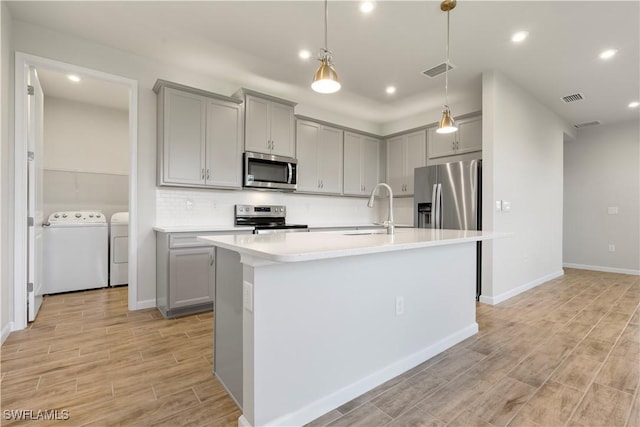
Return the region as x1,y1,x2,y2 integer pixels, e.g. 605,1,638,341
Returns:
244,152,297,191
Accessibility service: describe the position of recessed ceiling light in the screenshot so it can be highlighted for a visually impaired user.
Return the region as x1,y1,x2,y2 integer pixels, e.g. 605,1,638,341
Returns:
67,74,81,82
511,31,529,43
385,86,396,95
360,1,375,14
629,101,640,108
599,49,618,60
298,50,311,60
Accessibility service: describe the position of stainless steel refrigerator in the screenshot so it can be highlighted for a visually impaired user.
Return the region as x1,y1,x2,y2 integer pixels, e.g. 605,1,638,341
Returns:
414,159,482,298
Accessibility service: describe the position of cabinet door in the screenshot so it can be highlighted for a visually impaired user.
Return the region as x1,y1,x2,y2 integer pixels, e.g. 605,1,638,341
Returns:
318,125,343,194
361,137,380,195
295,120,320,192
457,116,482,154
343,132,363,195
427,126,456,159
206,99,242,188
244,95,270,153
404,130,426,195
162,88,206,185
269,102,295,157
386,136,405,194
169,247,214,309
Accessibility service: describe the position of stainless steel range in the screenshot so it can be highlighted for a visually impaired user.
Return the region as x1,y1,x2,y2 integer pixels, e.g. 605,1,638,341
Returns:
234,205,309,234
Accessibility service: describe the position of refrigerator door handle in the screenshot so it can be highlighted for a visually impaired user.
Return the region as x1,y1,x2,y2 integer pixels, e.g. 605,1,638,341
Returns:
431,184,438,228
436,183,443,229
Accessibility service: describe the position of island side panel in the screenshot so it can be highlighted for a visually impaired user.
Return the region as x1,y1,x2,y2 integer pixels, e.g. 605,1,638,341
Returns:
244,242,478,427
214,247,244,408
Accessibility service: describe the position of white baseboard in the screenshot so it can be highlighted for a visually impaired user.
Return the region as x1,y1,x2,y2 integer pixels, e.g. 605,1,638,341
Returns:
133,299,156,310
563,263,640,276
479,270,565,305
1,321,14,345
258,323,479,427
238,415,251,427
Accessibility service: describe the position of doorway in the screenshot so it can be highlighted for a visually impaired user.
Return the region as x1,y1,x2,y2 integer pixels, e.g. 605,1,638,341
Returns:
13,52,139,329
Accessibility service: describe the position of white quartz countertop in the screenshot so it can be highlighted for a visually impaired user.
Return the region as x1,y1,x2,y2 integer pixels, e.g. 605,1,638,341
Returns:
153,225,254,233
198,228,505,263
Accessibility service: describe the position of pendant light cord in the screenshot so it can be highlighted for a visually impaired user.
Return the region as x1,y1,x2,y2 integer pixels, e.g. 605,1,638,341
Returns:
324,0,329,52
444,10,450,108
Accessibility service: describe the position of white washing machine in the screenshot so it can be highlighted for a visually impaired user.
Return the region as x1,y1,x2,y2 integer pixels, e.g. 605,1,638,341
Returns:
43,211,108,294
110,212,129,286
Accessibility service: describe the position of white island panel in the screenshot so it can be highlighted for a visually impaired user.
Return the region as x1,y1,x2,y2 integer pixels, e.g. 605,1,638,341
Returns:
242,242,477,426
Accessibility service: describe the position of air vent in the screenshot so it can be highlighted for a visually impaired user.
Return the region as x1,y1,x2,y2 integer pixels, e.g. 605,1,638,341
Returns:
562,93,584,103
422,62,455,78
574,121,601,129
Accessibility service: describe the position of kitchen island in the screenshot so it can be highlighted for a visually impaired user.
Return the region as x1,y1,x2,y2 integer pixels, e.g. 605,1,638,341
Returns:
199,228,500,427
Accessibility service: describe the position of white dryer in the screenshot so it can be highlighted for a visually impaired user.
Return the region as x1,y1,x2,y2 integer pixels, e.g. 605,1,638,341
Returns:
43,211,108,294
110,212,129,286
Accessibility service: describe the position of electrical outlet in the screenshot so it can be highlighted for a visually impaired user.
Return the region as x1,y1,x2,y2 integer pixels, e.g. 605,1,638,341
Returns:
395,296,404,316
243,281,253,312
496,200,502,211
502,201,512,212
607,207,619,215
185,199,194,210
608,244,616,252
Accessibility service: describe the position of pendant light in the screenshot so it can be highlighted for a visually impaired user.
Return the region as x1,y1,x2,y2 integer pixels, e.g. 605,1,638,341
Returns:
312,0,341,94
436,0,458,134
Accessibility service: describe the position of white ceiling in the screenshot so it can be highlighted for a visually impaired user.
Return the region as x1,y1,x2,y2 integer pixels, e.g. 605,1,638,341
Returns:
8,1,640,127
36,67,129,111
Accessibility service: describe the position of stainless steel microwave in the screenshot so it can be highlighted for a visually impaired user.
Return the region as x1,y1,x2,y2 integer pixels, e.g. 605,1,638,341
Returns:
243,151,298,191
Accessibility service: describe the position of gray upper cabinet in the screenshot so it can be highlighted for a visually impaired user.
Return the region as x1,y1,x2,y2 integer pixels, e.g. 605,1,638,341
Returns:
296,120,344,195
343,131,380,196
427,115,482,159
155,80,243,189
386,130,426,196
238,90,296,158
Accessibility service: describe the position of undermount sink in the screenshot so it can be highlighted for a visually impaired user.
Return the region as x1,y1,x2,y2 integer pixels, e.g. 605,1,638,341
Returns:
342,230,389,236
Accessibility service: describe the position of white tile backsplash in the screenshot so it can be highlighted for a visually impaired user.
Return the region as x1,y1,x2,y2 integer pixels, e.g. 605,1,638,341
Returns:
156,188,389,227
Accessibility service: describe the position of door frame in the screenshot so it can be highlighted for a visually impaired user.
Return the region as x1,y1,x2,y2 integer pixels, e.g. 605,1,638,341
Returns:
13,52,139,330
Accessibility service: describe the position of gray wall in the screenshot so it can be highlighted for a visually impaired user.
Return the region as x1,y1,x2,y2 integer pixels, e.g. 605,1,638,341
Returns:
564,119,640,274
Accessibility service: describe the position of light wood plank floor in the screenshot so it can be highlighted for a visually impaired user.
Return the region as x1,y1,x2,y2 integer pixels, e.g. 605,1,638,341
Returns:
1,269,638,426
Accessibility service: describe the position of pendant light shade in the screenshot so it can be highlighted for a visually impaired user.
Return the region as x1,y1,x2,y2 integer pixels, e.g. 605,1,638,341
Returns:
312,54,341,94
437,0,458,134
436,107,457,134
312,0,340,94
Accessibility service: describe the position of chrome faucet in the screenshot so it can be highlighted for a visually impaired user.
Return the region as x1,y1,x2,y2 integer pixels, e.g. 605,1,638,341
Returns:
367,183,394,235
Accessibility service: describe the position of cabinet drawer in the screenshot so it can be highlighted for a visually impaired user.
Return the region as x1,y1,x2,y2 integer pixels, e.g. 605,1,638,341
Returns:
169,234,212,248
168,231,251,248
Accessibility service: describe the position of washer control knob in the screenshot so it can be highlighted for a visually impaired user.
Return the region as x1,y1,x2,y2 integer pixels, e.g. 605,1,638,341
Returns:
89,214,94,218
75,212,82,218
62,214,68,218
54,214,60,218
96,214,101,218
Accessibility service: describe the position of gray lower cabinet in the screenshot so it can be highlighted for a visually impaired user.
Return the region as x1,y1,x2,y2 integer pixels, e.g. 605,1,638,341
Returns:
168,247,215,310
156,230,251,318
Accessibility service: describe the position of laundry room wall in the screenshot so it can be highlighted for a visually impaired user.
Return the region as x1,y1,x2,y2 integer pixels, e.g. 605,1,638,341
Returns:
43,96,129,221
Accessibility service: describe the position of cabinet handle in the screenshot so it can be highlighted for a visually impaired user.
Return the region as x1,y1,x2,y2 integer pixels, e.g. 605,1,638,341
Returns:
206,169,210,180
209,254,214,266
201,168,205,180
321,180,324,189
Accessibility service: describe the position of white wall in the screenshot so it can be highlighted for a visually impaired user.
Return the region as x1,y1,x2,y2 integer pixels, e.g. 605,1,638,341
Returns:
481,70,574,304
1,1,15,342
563,120,640,274
44,96,129,174
10,19,382,307
43,97,129,220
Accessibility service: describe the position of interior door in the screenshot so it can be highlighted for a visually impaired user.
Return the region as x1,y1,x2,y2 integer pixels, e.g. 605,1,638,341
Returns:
27,66,44,322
